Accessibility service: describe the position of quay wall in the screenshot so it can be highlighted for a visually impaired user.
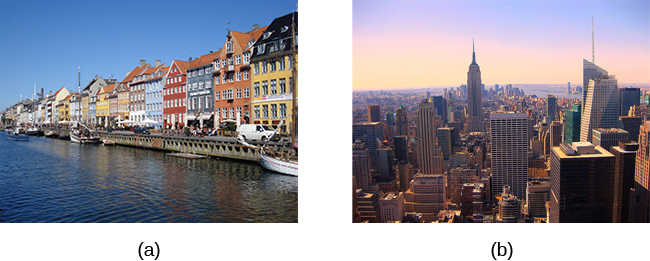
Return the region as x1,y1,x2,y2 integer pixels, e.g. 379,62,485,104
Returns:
96,132,262,162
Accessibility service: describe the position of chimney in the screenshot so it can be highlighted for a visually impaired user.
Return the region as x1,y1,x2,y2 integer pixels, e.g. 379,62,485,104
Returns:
140,59,146,67
155,60,161,67
253,24,259,31
95,74,98,80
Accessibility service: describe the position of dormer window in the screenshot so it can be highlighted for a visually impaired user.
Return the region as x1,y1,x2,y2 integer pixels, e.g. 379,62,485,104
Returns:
263,31,272,40
226,41,233,54
281,25,289,33
257,44,265,54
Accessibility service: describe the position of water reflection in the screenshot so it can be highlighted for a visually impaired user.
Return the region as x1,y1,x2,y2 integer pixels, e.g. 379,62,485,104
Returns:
0,133,297,223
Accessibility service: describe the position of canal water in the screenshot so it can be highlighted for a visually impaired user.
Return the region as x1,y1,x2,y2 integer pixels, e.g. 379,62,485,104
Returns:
0,132,297,223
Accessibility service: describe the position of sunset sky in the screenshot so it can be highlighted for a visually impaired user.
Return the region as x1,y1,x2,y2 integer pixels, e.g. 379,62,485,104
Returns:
353,0,650,90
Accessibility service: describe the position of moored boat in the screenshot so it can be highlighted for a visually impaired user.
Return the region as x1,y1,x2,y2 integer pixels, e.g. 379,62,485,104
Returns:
25,127,40,136
102,139,115,146
260,150,298,176
45,130,58,138
6,131,29,141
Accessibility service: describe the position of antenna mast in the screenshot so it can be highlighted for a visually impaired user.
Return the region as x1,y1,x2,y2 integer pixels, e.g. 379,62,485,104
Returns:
592,16,594,64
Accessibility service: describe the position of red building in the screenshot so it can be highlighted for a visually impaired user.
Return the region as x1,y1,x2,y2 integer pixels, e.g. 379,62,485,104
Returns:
212,25,267,124
163,60,190,129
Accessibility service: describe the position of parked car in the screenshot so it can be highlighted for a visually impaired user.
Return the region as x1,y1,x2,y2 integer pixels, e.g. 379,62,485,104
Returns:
237,124,278,142
133,126,150,135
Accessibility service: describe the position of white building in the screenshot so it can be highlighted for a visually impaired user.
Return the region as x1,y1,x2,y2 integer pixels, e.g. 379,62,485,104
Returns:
490,112,529,201
580,73,619,143
380,192,404,223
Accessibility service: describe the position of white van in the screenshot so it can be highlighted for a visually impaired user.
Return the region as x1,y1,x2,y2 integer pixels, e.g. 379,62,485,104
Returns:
237,124,277,142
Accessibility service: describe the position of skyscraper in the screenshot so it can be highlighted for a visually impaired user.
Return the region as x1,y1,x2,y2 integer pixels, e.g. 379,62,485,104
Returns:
549,121,562,148
404,174,446,223
610,142,638,223
431,95,447,125
550,142,615,223
467,40,483,132
620,116,643,142
490,112,528,201
368,105,381,123
526,180,550,219
416,98,444,175
565,104,581,145
582,59,608,107
497,185,522,223
547,95,557,121
353,140,373,191
619,87,640,117
629,122,650,223
393,136,409,163
353,122,383,171
395,105,408,137
592,128,629,151
580,73,619,143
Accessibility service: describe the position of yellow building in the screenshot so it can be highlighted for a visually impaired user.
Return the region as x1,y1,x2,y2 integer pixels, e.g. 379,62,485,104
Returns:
58,94,76,122
250,12,298,135
96,83,115,125
82,94,90,123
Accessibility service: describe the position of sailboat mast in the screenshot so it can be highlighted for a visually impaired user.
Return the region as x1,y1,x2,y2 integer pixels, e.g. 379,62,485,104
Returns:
78,66,81,123
290,10,297,144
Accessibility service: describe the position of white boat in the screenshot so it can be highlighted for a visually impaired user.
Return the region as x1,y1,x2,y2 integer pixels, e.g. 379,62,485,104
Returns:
260,150,298,176
70,126,101,144
25,127,40,136
6,131,29,141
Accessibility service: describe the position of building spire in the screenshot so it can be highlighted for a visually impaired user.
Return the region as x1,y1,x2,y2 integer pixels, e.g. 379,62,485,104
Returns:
471,38,477,65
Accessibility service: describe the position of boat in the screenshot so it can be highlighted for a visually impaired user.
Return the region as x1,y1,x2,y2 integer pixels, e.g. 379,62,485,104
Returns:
26,84,42,136
25,127,40,136
6,131,29,141
69,67,101,145
44,130,58,138
258,13,298,176
102,139,115,146
70,124,101,144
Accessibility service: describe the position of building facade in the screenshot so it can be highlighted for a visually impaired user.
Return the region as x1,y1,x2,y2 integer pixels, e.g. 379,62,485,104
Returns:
580,73,619,143
490,112,528,201
250,12,298,135
416,98,444,175
619,87,640,117
404,174,446,223
187,52,220,128
610,142,638,223
629,122,650,223
592,128,629,151
163,60,189,129
564,104,581,145
144,65,167,129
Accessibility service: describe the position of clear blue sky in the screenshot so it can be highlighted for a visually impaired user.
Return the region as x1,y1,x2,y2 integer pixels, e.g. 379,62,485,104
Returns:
0,0,297,110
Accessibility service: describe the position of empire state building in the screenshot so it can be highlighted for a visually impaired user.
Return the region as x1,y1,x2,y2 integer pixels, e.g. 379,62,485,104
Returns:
467,40,483,132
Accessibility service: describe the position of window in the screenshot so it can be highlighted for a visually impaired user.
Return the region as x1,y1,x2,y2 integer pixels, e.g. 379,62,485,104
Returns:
223,89,234,100
236,72,241,81
254,62,259,75
215,108,220,118
215,91,220,100
254,82,260,97
262,105,268,119
271,104,277,118
192,71,197,77
215,75,220,85
254,105,260,119
270,79,277,95
236,89,242,99
262,81,268,96
192,98,197,110
236,107,242,118
226,41,233,53
288,54,293,69
279,56,286,70
262,60,268,73
243,70,249,80
243,52,250,64
244,88,250,98
229,107,234,118
235,55,241,65
205,66,211,74
221,59,226,68
222,74,226,84
199,81,204,90
280,103,287,118
222,107,228,118
199,69,204,76
257,44,264,54
206,79,211,88
269,58,276,72
183,85,186,92
206,96,211,109
279,78,286,94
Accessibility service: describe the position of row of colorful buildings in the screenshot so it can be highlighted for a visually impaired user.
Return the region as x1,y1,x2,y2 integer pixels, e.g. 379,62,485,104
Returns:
3,12,298,135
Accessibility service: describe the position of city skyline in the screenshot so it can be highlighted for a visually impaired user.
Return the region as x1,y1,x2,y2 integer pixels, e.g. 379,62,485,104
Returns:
0,0,297,110
353,0,650,90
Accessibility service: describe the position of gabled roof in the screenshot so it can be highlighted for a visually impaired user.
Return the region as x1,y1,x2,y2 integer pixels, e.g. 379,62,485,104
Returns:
170,60,190,75
103,83,116,93
189,51,221,70
121,64,150,84
251,12,297,59
53,86,67,97
230,25,269,52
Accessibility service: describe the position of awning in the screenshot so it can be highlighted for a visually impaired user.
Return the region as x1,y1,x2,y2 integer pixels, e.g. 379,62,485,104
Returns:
201,113,213,120
187,115,197,121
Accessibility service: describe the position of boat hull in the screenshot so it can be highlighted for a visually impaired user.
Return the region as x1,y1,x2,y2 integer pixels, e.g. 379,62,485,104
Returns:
70,133,101,144
6,133,29,141
260,153,298,176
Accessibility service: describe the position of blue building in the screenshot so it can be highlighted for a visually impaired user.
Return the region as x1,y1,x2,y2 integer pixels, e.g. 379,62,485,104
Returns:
145,65,167,129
